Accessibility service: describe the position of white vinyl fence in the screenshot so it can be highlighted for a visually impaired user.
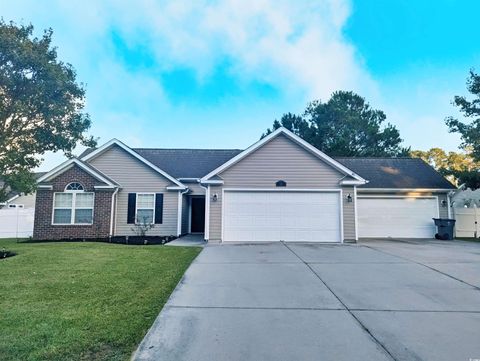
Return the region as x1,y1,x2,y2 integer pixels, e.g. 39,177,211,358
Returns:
0,208,34,238
453,207,479,238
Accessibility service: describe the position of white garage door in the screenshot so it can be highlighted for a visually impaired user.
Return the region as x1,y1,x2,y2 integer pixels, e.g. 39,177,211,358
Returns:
358,197,439,238
223,191,341,242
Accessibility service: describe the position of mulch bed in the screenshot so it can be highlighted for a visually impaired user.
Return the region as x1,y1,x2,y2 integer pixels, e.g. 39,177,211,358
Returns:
21,235,177,245
1,249,16,259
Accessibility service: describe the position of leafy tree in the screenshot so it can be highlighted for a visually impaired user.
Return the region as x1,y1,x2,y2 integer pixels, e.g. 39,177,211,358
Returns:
263,91,409,157
0,21,95,202
411,148,480,188
445,70,480,161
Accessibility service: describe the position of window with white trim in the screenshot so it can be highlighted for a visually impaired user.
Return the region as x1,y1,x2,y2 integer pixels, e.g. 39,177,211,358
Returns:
53,183,94,225
136,193,155,224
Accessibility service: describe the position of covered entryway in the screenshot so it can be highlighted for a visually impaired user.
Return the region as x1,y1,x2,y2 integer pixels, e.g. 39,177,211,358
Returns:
357,196,439,238
223,190,342,242
190,197,205,233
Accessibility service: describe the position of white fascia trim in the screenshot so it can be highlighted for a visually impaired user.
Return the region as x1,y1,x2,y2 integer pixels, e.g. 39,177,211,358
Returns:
37,185,53,190
357,188,454,193
82,138,186,188
340,180,369,186
37,158,117,186
223,188,341,192
200,180,224,185
178,178,200,181
94,185,118,190
200,127,367,183
6,194,20,203
167,185,188,190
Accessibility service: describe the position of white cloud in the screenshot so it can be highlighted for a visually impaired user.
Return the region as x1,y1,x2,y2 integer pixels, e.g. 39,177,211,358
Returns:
11,0,466,172
100,0,376,99
7,0,372,100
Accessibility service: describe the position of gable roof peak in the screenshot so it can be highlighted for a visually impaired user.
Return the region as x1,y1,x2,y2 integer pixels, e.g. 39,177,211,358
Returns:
200,126,367,183
81,138,186,188
36,158,119,186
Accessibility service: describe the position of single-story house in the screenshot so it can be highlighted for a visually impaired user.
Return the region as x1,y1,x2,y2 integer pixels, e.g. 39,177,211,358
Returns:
33,127,455,242
0,172,46,209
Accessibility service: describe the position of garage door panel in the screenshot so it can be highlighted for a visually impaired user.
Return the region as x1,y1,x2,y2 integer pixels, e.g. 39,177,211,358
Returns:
223,191,341,242
358,197,438,238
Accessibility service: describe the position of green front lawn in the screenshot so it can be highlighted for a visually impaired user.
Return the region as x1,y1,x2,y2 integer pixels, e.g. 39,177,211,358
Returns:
0,239,201,361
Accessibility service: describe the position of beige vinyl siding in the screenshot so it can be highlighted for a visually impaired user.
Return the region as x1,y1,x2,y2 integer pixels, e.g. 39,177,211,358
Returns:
342,186,356,240
88,144,179,236
209,185,222,241
219,133,344,188
208,134,352,241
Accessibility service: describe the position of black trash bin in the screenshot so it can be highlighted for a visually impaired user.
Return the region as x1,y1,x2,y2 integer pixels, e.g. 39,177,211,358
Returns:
433,218,456,240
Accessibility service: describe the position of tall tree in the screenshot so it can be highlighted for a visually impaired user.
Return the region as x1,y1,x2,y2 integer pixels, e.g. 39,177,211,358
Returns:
263,91,409,157
445,70,480,160
0,21,95,202
411,147,480,188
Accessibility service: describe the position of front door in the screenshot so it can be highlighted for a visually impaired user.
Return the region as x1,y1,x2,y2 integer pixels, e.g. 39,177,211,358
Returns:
191,197,205,233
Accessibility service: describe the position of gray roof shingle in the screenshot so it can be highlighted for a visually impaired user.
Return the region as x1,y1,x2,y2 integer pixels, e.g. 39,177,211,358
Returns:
132,148,243,179
335,157,455,189
80,146,454,189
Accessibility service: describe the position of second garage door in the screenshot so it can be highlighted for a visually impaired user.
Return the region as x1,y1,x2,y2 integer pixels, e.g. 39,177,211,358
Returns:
358,196,439,238
223,190,341,242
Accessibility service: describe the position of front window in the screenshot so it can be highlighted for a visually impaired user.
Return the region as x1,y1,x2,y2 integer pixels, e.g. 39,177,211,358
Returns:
53,183,94,225
136,193,155,224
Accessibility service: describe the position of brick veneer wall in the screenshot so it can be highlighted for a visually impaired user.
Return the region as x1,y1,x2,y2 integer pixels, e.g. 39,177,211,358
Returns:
33,165,114,240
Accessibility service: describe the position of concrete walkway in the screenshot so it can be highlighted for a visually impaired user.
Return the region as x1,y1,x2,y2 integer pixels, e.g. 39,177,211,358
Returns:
166,233,206,247
134,239,480,361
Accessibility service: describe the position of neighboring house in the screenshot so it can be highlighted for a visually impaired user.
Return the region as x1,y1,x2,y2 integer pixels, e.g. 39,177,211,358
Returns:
33,128,455,242
0,172,46,209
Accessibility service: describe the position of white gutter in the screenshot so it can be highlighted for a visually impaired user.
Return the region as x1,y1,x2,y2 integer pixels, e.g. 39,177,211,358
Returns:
200,180,224,185
37,185,53,190
166,186,188,191
109,187,119,237
340,180,369,186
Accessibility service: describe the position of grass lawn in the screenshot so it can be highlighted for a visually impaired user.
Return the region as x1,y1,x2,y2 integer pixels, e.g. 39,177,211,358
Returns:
0,239,201,361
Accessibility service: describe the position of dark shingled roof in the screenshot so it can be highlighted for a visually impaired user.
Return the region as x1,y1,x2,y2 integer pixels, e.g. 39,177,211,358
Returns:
79,146,455,189
78,148,95,158
132,148,243,178
335,157,455,189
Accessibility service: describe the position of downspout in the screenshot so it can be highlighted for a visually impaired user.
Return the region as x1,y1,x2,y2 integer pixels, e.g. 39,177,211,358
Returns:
199,182,210,241
447,190,455,219
177,188,190,236
109,187,119,237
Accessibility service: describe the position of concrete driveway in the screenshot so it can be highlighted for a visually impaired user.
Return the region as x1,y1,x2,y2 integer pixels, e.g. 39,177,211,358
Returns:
134,239,480,361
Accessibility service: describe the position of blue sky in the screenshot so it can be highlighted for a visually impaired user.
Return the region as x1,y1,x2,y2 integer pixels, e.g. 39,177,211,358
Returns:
1,0,479,170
